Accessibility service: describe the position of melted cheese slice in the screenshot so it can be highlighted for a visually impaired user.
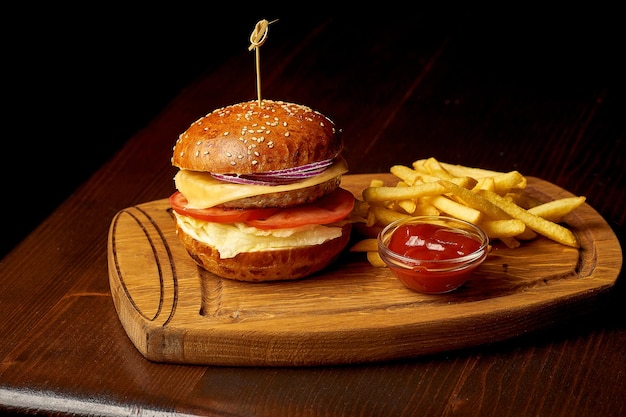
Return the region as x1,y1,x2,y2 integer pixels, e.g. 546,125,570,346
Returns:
174,212,343,258
175,156,349,208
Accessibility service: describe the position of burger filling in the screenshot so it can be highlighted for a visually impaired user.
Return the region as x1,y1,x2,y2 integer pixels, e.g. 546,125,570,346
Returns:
169,160,356,259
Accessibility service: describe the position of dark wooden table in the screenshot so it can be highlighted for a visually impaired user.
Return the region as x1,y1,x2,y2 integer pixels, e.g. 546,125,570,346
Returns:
2,10,625,417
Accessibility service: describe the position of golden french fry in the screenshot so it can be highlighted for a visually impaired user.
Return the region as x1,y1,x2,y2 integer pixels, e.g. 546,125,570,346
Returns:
472,176,496,192
426,195,482,224
369,205,411,226
424,157,455,179
479,190,579,248
413,201,440,216
426,175,478,187
398,199,417,214
390,165,421,185
367,251,387,267
515,227,538,240
369,178,385,188
411,158,428,175
363,176,478,203
394,181,418,214
349,239,378,252
527,196,586,222
438,179,510,220
504,192,542,209
418,160,501,178
490,171,527,195
364,208,377,227
480,219,526,238
363,181,448,202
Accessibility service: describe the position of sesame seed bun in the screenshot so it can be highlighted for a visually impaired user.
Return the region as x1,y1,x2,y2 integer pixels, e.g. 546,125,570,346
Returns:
172,99,343,174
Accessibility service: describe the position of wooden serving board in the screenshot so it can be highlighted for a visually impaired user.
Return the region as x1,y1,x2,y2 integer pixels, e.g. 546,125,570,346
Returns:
107,174,622,366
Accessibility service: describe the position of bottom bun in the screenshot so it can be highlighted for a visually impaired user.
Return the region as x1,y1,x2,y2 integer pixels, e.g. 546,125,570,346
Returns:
175,223,352,282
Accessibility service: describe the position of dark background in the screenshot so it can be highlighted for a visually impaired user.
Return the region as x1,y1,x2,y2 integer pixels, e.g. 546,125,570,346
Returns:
3,6,622,258
4,6,294,257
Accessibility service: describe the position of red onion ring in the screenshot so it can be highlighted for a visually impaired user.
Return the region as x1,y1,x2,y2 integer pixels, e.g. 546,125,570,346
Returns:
212,158,334,185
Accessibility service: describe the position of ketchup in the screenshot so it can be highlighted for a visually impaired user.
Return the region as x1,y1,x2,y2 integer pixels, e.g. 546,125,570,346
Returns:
388,223,482,261
385,223,485,294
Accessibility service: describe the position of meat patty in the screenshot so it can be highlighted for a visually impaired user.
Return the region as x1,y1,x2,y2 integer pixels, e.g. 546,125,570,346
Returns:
219,176,342,209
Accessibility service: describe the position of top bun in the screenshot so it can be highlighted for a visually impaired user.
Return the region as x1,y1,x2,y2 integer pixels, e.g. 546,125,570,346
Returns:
172,99,342,174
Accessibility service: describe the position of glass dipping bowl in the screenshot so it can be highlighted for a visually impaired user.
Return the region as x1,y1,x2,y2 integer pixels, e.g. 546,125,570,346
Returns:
378,216,489,294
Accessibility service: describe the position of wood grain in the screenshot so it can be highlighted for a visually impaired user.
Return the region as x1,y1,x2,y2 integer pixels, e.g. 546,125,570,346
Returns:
107,174,621,366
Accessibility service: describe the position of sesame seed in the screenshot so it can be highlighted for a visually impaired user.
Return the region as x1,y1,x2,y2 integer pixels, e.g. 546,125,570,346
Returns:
252,160,258,165
284,132,290,137
226,152,232,157
230,161,236,165
223,131,229,136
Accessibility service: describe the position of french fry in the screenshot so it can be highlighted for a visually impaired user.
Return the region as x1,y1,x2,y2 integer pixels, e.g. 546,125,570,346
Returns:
363,181,448,203
490,171,527,195
480,219,527,238
365,209,377,227
397,200,417,214
438,179,510,220
413,201,440,216
479,190,580,248
367,251,387,267
505,192,542,209
424,157,456,179
426,195,482,224
394,181,418,214
363,177,477,203
390,165,421,185
515,227,538,240
369,178,385,187
473,176,496,192
527,196,586,222
349,239,378,252
368,205,411,226
415,159,501,178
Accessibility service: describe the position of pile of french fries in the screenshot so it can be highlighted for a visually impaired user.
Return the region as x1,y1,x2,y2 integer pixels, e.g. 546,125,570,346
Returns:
351,157,586,267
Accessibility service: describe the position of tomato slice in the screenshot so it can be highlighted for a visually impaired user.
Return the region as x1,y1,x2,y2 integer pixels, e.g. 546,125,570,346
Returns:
169,192,280,223
169,188,355,229
246,188,355,229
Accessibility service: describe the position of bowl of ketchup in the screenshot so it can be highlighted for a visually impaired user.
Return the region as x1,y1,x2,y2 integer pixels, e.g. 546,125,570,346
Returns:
378,216,489,294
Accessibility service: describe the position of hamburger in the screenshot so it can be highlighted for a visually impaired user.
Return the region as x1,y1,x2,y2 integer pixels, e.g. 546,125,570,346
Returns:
169,99,355,282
